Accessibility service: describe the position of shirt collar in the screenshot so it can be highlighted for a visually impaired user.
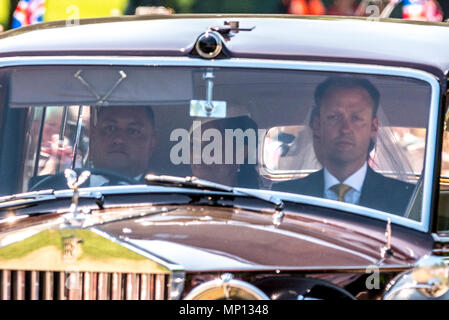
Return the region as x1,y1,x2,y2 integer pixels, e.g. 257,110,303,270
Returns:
324,162,367,193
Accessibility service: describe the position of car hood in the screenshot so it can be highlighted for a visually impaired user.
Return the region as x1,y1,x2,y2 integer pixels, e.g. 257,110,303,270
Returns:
95,204,433,272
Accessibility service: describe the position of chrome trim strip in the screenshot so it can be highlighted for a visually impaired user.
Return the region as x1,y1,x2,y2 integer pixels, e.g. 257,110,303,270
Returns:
0,56,439,233
126,273,139,300
111,272,122,300
179,264,413,273
184,277,270,300
432,233,449,243
155,274,165,300
57,272,66,300
168,271,186,300
140,273,150,300
13,270,25,300
84,272,95,300
67,271,82,300
30,271,39,300
1,270,10,300
42,271,53,300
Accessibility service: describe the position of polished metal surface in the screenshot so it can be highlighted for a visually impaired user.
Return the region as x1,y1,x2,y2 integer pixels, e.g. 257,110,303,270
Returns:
0,225,174,300
195,31,223,59
184,273,270,300
0,227,172,273
1,16,448,73
0,269,167,300
383,255,449,300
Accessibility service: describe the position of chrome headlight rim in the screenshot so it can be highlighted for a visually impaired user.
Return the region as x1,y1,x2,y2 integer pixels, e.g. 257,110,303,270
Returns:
184,273,270,300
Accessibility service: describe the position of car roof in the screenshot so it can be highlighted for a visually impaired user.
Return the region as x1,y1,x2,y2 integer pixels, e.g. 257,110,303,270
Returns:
0,14,448,76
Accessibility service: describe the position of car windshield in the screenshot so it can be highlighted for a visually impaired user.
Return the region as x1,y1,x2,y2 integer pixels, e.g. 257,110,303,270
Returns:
0,65,433,221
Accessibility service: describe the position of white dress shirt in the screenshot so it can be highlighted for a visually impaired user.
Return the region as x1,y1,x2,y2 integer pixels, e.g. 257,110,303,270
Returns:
323,162,367,204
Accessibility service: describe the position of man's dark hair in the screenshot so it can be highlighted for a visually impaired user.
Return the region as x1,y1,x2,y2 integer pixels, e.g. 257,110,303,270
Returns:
95,105,155,127
314,76,380,117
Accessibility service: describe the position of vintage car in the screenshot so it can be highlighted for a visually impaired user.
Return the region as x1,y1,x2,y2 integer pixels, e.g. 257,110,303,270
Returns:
0,13,447,301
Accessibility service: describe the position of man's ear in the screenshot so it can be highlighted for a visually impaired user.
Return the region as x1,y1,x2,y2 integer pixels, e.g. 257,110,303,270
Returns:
371,117,379,137
311,113,321,138
149,128,158,153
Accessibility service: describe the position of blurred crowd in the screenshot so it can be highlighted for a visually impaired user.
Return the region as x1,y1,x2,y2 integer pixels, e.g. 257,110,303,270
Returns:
126,0,447,20
3,0,448,32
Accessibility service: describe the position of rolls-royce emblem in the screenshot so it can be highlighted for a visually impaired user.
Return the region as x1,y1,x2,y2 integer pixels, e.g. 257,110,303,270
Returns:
63,236,82,261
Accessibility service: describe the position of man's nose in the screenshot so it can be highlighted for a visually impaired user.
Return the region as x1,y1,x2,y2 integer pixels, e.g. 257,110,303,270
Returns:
110,128,126,144
339,116,352,133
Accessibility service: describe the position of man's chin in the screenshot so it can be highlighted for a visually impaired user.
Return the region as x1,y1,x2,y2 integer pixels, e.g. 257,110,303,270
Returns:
328,153,366,167
95,162,131,176
104,152,130,164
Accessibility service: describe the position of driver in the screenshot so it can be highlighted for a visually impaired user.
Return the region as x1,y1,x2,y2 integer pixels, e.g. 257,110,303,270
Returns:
88,105,157,185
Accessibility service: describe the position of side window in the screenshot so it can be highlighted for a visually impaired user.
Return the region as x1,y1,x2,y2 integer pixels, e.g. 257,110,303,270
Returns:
261,74,431,219
21,106,90,192
263,125,424,185
263,125,321,174
438,112,449,231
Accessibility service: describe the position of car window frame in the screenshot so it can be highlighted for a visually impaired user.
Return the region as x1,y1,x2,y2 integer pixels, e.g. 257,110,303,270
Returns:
0,56,440,233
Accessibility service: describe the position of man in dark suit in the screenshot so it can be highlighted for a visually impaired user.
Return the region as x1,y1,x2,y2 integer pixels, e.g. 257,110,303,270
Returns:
29,105,157,190
273,76,414,216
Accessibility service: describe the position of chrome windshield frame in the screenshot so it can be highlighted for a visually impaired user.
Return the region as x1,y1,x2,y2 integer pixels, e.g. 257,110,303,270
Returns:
0,56,440,233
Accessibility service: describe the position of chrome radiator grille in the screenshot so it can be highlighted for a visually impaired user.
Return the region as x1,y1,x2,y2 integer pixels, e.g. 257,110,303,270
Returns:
0,270,167,300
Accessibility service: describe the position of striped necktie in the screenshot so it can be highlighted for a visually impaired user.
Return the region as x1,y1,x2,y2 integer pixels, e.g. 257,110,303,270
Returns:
330,183,352,202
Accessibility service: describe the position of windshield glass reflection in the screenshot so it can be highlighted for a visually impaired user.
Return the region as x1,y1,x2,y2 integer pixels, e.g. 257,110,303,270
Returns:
5,66,432,221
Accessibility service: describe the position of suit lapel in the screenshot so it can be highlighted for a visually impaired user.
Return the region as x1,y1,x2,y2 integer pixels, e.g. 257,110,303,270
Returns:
306,169,325,198
358,167,379,207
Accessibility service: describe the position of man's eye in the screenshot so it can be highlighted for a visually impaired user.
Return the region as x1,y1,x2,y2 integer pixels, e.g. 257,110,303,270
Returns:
102,125,116,134
352,115,364,122
127,128,142,137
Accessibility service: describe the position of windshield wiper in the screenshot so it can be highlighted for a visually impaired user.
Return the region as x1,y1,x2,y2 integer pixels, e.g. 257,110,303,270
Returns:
145,174,285,226
144,174,234,192
0,189,56,204
0,189,105,210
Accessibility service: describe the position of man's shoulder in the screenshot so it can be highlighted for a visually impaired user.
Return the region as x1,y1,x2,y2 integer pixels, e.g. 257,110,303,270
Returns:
361,167,416,215
366,167,414,192
271,169,323,194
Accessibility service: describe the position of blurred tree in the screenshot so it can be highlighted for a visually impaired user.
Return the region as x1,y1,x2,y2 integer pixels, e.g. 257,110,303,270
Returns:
8,0,19,29
191,0,286,13
176,0,195,13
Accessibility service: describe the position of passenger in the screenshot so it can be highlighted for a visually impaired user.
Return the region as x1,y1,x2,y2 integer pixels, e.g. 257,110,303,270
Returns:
190,116,260,188
273,76,414,215
88,105,157,184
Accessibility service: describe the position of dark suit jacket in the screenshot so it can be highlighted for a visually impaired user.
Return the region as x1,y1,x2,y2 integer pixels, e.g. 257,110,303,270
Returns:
272,167,415,216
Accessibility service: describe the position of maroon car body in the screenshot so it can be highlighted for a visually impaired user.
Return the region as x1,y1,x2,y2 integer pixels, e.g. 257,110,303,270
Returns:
0,14,447,300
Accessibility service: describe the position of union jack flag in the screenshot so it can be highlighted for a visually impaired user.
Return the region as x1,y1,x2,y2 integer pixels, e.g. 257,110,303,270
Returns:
11,0,46,29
